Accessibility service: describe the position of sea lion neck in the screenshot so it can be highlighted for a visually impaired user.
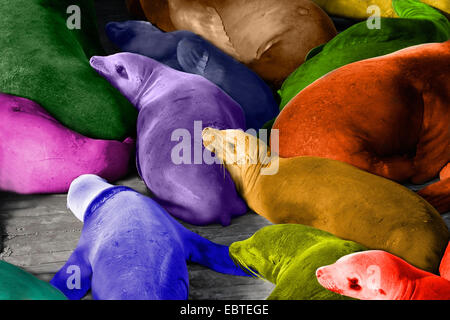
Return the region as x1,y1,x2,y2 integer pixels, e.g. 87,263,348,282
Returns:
133,64,166,111
397,278,418,300
240,162,264,196
240,153,278,199
67,175,115,222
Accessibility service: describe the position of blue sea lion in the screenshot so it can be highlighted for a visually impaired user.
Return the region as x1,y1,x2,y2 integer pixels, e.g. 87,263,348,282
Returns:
106,21,279,130
50,175,249,300
90,52,247,226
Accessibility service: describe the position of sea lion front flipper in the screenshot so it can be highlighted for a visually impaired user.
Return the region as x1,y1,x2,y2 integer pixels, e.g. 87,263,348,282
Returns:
183,231,251,277
177,37,226,85
50,249,92,300
177,37,209,75
305,44,326,62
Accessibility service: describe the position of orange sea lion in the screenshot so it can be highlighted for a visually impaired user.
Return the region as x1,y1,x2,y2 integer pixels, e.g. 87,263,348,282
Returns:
273,41,450,213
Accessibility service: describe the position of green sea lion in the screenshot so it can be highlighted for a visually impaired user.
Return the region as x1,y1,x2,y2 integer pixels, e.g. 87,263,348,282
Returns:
0,260,66,300
0,0,137,140
229,224,367,300
277,0,450,111
311,0,450,19
202,128,449,273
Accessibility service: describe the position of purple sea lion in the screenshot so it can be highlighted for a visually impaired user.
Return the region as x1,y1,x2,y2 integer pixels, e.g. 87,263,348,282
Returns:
90,53,247,225
0,93,133,194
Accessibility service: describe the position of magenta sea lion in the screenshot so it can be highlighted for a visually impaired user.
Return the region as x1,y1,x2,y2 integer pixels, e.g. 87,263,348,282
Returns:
51,175,249,300
316,250,450,300
90,53,247,226
0,93,133,194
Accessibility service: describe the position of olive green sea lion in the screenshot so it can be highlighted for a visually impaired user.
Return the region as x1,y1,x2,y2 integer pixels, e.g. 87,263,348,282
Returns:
202,128,449,273
229,224,367,300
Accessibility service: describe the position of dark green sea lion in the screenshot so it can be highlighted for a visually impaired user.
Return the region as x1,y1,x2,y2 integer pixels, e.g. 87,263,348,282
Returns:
0,260,66,300
0,0,137,140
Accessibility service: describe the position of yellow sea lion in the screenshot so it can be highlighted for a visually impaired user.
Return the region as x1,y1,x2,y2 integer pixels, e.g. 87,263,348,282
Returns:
202,128,449,273
311,0,450,18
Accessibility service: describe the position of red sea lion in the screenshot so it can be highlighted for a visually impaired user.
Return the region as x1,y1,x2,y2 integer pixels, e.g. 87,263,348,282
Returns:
273,41,450,213
440,242,450,281
316,250,450,300
418,163,450,213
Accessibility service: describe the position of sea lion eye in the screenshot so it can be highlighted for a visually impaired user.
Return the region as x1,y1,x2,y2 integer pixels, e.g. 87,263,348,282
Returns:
228,142,235,153
347,277,362,291
115,65,128,78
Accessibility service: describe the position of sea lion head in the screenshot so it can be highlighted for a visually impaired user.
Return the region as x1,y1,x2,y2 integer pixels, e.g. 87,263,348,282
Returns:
202,128,262,166
105,21,179,61
67,174,114,222
202,127,278,186
106,21,141,51
90,52,159,108
316,250,407,300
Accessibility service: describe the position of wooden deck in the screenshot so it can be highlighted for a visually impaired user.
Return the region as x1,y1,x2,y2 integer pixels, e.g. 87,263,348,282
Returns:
0,0,448,301
0,0,274,300
0,172,274,300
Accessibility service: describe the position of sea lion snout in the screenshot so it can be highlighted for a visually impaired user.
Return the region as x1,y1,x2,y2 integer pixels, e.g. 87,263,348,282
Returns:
105,22,129,45
90,56,110,77
315,266,339,292
202,127,218,151
67,174,113,222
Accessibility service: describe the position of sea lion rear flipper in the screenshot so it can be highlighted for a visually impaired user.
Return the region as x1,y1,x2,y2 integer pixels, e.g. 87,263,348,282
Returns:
418,178,450,214
184,231,251,277
393,0,450,38
439,242,450,280
50,249,92,300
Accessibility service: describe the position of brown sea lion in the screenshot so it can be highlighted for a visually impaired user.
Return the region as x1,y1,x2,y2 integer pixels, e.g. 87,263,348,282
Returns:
202,127,449,273
273,41,450,213
129,0,337,85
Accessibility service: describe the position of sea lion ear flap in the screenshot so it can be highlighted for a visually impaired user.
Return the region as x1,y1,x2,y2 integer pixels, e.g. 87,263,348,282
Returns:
305,43,326,61
50,250,92,300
